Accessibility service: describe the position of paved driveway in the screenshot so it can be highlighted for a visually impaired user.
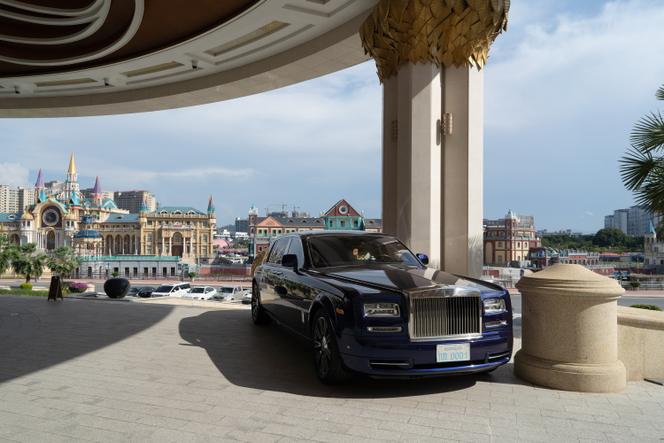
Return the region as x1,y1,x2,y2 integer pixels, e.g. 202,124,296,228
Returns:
0,295,663,442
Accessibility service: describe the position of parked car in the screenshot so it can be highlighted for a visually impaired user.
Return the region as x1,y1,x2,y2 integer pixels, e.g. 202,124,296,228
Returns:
127,287,142,297
151,283,191,298
137,286,156,298
241,290,252,304
185,286,217,300
216,285,245,301
252,232,513,383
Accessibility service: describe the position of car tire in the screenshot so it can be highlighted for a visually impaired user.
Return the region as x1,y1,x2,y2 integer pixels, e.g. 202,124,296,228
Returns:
251,282,270,325
312,310,350,384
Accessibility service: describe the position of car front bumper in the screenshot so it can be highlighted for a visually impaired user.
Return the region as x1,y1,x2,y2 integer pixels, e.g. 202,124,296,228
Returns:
338,330,512,377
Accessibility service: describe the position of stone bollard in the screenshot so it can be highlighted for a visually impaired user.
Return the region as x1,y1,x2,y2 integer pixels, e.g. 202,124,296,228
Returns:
514,264,626,393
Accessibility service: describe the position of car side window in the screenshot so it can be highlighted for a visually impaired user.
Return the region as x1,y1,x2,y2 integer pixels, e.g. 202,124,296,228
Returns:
268,238,290,265
287,237,305,268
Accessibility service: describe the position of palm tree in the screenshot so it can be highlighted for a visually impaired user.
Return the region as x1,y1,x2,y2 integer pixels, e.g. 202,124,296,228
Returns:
46,246,81,278
620,85,664,212
11,243,46,283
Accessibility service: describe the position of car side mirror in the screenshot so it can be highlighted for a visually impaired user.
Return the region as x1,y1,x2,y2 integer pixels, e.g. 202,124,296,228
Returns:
281,254,298,271
416,253,429,265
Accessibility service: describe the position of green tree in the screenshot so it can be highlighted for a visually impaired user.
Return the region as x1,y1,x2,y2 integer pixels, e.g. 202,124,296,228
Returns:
592,228,627,248
10,243,46,283
621,84,664,212
0,235,12,276
46,246,81,277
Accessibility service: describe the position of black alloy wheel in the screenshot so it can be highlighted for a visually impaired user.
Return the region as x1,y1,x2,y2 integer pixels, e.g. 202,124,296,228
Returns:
312,310,350,383
251,282,270,325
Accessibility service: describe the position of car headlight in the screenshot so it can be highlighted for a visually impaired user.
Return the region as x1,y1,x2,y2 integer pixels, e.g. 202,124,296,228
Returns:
363,303,400,317
483,298,506,314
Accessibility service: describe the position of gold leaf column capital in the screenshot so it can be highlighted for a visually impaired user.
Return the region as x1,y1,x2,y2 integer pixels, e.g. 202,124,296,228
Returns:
360,0,510,82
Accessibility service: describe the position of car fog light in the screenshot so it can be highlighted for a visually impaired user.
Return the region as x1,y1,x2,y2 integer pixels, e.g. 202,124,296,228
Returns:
483,298,506,314
367,326,402,333
363,303,400,317
485,320,508,328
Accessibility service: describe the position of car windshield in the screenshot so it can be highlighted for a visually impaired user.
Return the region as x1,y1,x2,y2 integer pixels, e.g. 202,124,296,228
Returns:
155,285,173,292
190,288,204,293
307,235,421,268
220,287,233,293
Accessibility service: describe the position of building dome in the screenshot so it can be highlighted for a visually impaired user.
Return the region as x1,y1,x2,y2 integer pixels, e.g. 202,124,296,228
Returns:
20,211,33,220
73,229,102,239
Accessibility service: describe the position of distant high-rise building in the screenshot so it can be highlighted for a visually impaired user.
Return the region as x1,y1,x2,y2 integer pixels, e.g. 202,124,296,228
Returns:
0,185,18,213
0,185,34,213
604,206,653,237
44,180,65,196
234,217,248,234
17,187,34,211
113,190,157,214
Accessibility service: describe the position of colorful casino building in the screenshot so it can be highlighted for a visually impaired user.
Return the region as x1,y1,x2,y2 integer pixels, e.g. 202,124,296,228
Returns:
0,154,216,274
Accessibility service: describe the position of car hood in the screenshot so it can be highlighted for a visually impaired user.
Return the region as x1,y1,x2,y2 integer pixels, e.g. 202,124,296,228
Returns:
321,265,504,295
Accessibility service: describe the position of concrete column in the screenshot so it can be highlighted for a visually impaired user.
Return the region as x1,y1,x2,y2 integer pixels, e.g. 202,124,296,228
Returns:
382,63,442,268
514,264,626,392
382,64,483,276
441,66,484,277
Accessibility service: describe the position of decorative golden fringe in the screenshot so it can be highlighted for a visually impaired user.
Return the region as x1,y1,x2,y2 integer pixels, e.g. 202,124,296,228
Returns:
251,249,267,276
360,0,509,81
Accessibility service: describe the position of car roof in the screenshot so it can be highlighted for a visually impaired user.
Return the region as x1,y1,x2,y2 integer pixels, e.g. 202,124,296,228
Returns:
299,230,385,237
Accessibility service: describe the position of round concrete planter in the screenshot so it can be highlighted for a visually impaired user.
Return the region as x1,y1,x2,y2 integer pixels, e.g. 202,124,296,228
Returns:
103,278,130,299
514,264,626,393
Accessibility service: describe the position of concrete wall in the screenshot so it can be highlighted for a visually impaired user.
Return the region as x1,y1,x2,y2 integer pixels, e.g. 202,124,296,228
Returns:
618,306,664,381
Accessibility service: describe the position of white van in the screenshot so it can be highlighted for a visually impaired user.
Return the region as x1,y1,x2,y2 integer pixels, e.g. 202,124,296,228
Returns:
151,282,191,297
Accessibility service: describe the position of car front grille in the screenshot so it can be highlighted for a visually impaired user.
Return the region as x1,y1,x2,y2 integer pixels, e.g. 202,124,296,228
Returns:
409,288,482,340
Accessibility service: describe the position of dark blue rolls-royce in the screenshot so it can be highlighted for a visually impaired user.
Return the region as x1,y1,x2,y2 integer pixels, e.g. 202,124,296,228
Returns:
252,232,513,383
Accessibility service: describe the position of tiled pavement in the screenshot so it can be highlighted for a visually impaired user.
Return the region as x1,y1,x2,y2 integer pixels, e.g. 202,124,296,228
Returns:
0,295,663,442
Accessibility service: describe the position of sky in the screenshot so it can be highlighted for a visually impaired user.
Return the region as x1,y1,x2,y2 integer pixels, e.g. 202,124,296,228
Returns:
1,0,663,233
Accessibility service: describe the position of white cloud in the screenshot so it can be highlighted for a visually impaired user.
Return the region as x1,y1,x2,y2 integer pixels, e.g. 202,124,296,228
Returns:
483,0,664,232
487,0,664,132
0,61,383,223
92,166,255,188
0,163,29,187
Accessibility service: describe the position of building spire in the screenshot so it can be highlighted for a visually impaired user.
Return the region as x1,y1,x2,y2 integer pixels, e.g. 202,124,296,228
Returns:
34,168,44,188
67,152,77,176
92,176,101,195
207,195,215,215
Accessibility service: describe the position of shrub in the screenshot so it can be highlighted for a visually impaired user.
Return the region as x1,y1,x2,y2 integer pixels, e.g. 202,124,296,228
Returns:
19,282,32,290
630,304,662,311
67,281,88,293
629,281,640,290
111,271,119,278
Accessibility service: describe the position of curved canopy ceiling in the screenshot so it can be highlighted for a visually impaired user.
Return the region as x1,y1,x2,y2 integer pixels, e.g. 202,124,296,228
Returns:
0,0,377,116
